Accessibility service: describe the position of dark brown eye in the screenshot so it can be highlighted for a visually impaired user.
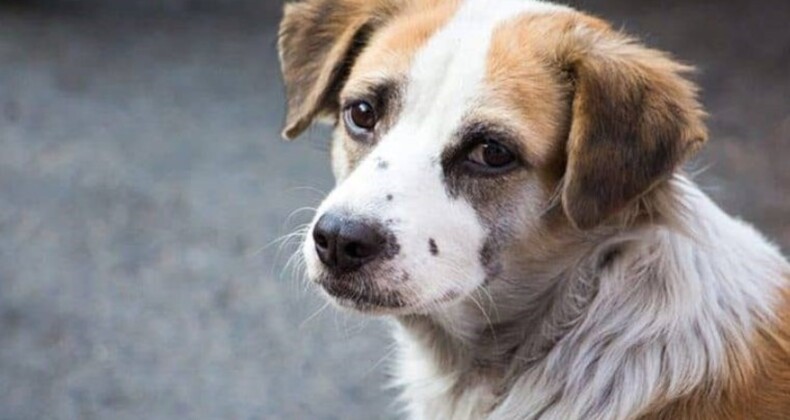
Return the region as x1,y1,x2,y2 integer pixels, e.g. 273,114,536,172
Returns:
467,140,517,169
344,100,377,134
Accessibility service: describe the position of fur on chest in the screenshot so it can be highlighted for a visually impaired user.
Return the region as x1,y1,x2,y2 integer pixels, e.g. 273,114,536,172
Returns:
392,325,498,420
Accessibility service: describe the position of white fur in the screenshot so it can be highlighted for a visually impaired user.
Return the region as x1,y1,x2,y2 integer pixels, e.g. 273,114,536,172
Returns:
391,321,498,419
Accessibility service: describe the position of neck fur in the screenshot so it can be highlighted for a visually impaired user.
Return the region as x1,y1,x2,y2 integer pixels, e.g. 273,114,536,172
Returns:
392,177,788,419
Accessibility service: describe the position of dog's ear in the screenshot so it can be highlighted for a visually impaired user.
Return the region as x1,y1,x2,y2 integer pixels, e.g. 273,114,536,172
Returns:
278,0,397,140
559,22,707,230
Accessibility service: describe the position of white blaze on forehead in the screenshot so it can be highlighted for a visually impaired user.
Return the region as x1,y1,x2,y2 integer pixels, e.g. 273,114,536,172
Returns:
402,0,571,148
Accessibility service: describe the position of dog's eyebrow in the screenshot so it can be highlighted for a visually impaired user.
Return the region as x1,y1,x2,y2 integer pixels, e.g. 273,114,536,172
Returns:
446,121,529,162
340,78,402,111
459,121,520,143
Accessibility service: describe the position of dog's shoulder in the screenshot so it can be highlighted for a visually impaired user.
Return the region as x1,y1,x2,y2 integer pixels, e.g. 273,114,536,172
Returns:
645,279,790,420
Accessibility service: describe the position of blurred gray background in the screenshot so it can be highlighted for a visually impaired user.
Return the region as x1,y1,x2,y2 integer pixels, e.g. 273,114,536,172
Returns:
0,0,788,419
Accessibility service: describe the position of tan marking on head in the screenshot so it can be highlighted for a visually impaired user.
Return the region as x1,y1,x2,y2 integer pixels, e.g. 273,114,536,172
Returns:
482,13,606,200
484,13,575,169
486,11,707,230
345,0,462,89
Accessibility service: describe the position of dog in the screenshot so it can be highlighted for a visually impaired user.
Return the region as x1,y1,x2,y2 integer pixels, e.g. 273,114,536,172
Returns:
276,0,790,418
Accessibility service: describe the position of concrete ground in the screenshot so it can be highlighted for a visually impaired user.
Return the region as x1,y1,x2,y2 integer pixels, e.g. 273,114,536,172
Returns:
0,0,787,419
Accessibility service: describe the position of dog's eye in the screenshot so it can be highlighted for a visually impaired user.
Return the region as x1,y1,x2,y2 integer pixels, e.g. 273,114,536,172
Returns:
466,140,517,170
344,100,377,135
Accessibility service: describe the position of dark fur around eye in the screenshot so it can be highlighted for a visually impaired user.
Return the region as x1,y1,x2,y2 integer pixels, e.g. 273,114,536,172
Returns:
441,122,526,178
341,80,401,142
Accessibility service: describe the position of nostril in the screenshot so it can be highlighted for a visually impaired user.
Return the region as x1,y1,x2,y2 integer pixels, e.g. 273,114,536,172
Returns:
314,232,329,249
337,222,385,269
313,213,343,268
344,241,376,260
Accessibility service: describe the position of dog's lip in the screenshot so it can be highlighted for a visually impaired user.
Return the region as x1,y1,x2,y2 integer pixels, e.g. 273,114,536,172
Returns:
320,279,358,300
317,275,467,315
319,278,408,309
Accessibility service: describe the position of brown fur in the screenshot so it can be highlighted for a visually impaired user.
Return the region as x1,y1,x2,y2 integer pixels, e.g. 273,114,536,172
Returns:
278,0,400,139
484,13,708,230
557,16,708,230
485,15,572,171
279,0,460,140
641,284,790,420
345,0,460,82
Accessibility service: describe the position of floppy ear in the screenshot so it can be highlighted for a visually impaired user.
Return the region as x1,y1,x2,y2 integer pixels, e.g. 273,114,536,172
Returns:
277,0,397,140
560,25,708,230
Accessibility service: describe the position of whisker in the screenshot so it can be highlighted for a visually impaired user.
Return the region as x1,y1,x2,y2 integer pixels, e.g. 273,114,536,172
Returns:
285,185,328,197
363,342,399,378
300,301,331,329
467,292,498,347
476,286,501,323
285,206,318,226
251,223,310,258
276,230,309,264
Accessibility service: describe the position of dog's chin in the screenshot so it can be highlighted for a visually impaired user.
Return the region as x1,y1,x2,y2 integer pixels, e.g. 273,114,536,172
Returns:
319,279,408,315
315,274,464,316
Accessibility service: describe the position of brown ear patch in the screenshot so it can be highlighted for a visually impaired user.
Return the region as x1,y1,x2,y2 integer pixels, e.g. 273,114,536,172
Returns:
559,21,707,229
278,0,399,140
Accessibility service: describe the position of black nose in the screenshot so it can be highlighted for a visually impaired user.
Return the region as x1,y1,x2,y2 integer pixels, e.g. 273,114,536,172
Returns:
312,212,387,273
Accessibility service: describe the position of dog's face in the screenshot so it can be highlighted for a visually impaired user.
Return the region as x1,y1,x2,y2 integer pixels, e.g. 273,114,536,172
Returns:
278,0,706,314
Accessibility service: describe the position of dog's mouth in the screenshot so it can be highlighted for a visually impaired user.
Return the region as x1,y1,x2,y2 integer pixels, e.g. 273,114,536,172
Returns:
318,275,408,310
316,273,466,315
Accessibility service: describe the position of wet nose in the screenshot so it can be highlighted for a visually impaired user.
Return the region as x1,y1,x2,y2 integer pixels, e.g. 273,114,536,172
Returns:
312,212,387,273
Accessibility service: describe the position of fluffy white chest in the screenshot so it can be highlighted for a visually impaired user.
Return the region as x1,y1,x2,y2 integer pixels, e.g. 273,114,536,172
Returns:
392,325,496,420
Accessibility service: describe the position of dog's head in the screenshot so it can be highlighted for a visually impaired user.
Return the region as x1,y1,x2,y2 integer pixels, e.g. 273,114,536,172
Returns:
278,0,706,314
